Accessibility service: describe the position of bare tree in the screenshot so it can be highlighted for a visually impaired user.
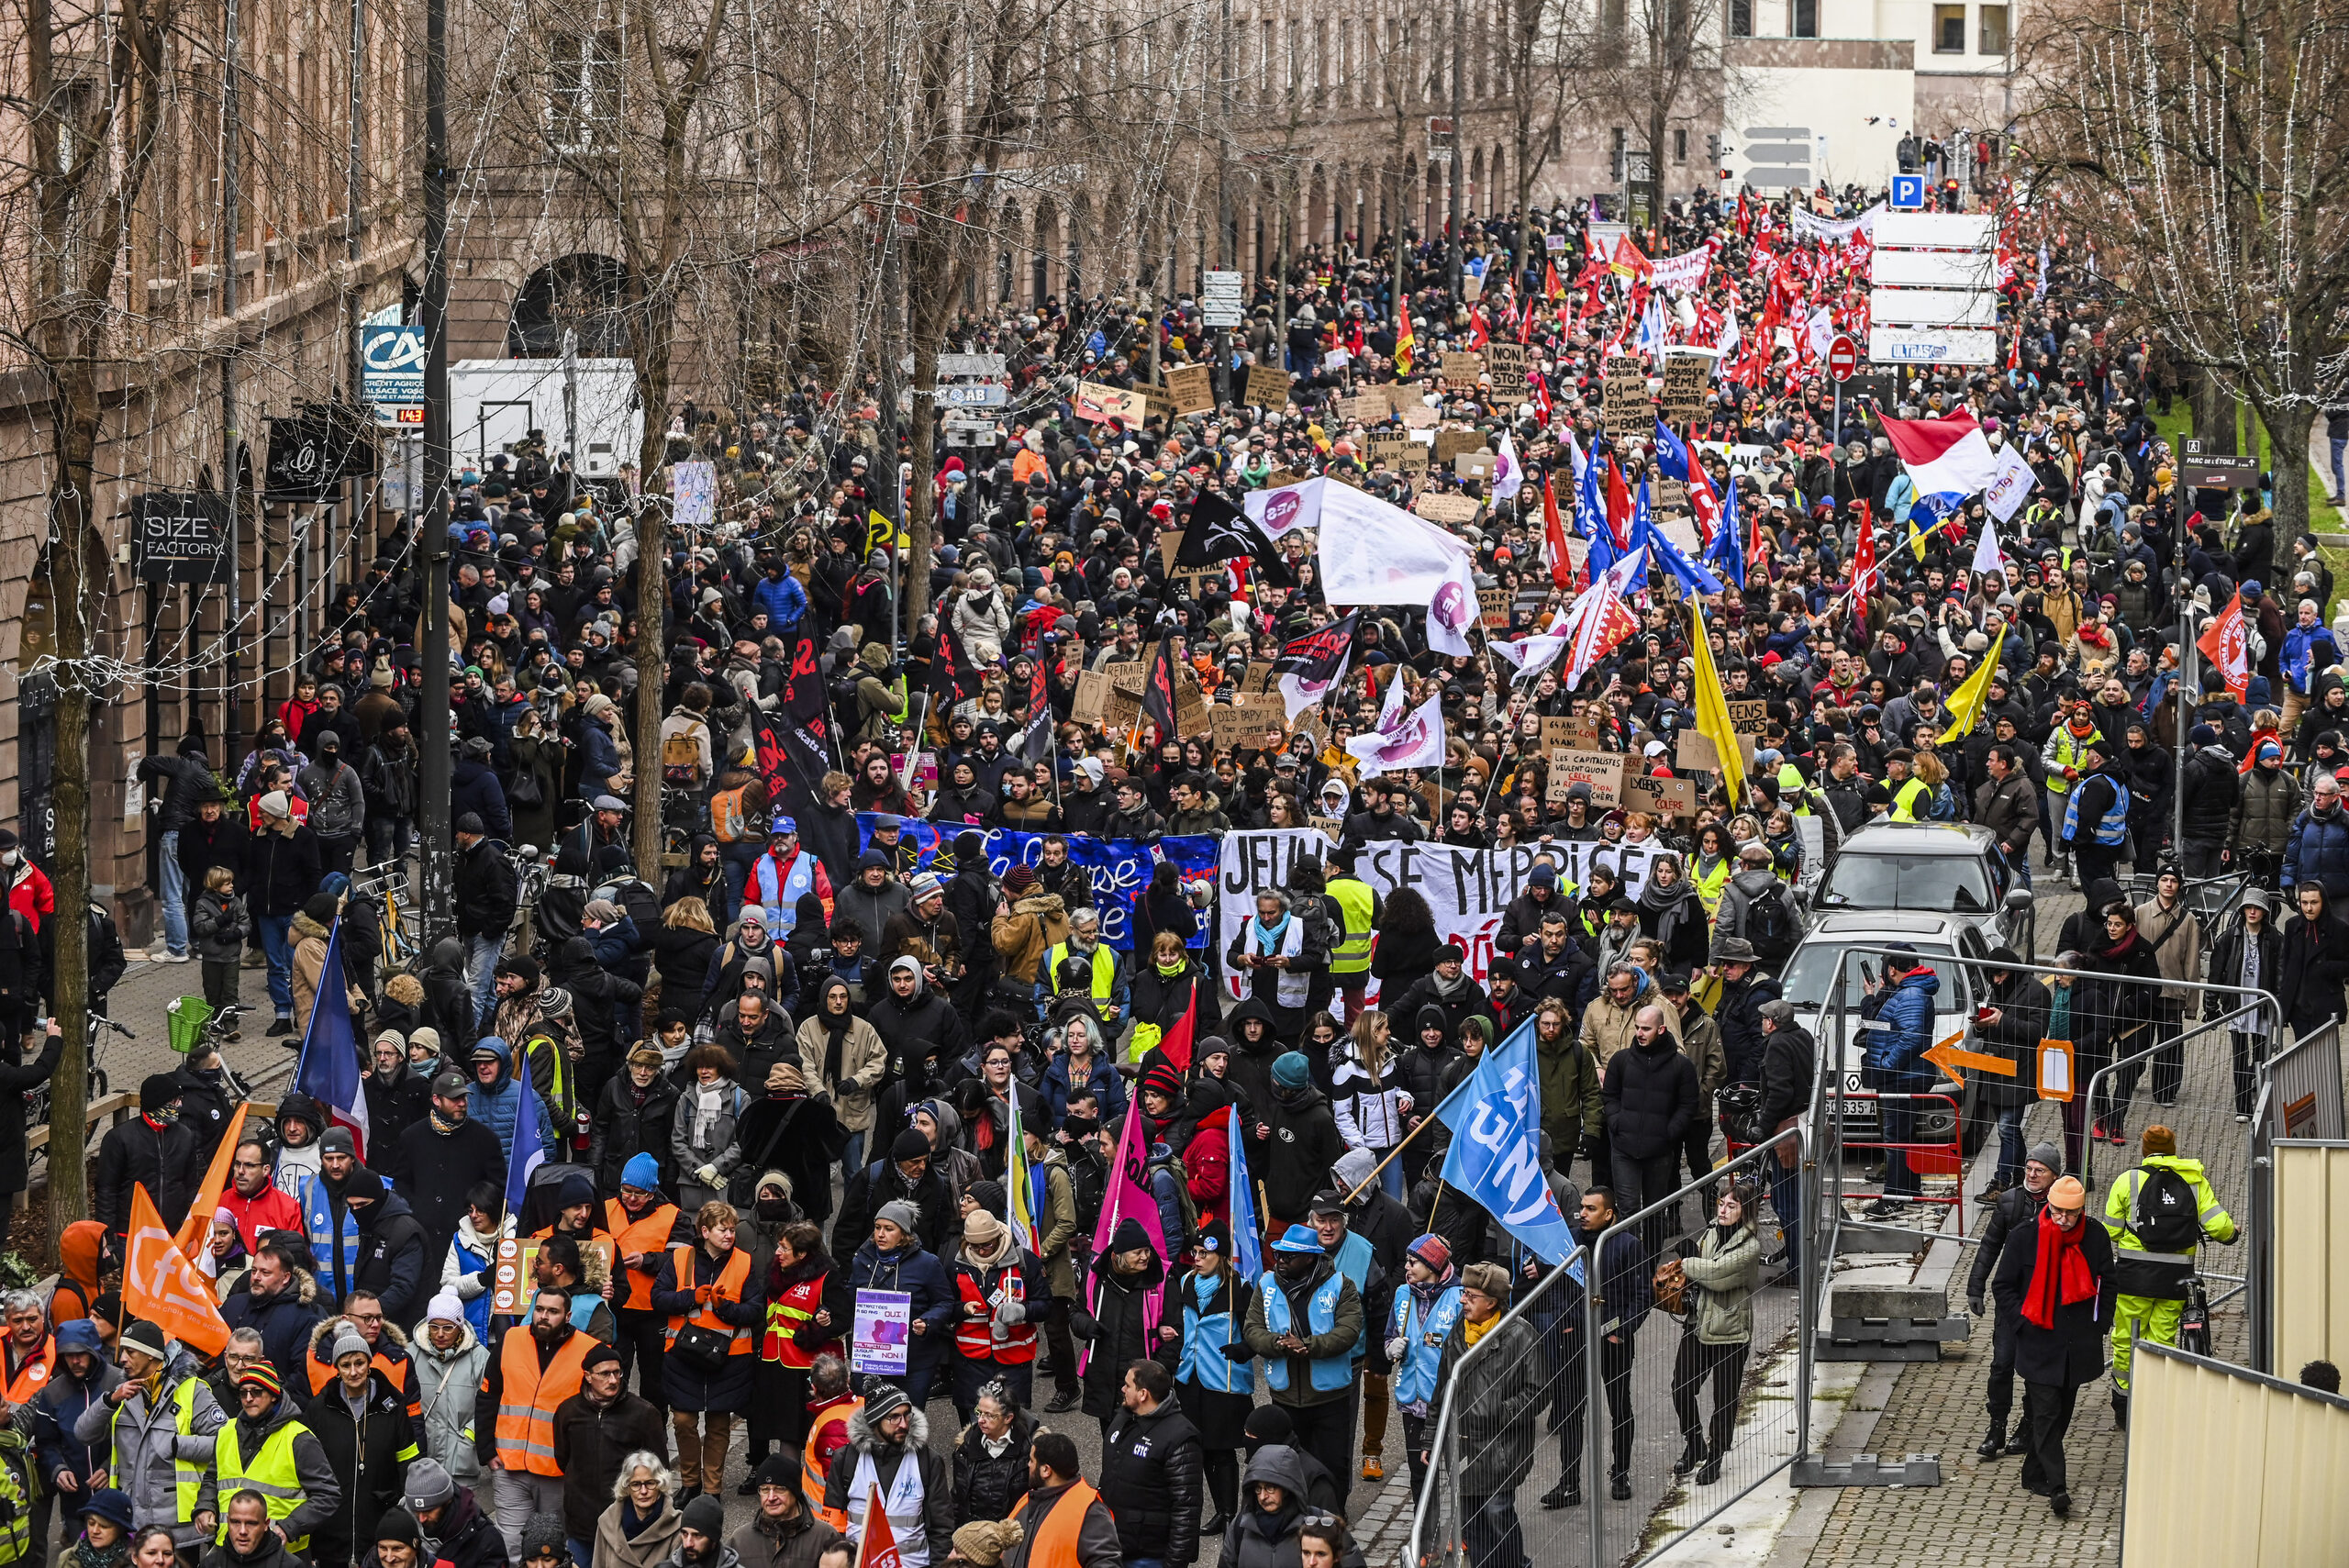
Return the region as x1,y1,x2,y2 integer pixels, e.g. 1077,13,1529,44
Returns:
2021,0,2349,537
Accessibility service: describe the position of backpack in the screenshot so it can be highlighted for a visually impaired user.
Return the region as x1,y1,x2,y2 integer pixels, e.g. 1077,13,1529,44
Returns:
1147,1153,1198,1249
2128,1165,2201,1254
662,727,706,786
1745,881,1797,962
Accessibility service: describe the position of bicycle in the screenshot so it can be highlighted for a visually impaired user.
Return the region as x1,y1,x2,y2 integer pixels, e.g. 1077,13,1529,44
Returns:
354,860,422,970
24,1012,132,1132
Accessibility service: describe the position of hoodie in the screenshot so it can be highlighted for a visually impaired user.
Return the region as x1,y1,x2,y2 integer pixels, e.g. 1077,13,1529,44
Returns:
465,1038,556,1168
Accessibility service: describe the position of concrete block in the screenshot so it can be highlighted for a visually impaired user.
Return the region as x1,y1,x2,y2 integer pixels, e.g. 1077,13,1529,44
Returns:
1831,1281,1947,1320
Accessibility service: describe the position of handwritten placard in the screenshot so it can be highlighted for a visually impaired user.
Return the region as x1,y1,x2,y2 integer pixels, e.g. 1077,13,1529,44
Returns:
1623,773,1699,819
1726,697,1769,734
1167,363,1216,415
1415,494,1481,525
1454,450,1497,482
1432,430,1486,467
1541,715,1603,751
1545,747,1626,806
1442,351,1485,386
1245,365,1294,408
1486,342,1528,399
1479,588,1513,630
1074,382,1148,425
1659,351,1714,420
1603,361,1653,438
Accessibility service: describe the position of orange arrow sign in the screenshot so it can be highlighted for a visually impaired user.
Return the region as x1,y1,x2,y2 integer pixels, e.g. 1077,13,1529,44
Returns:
1923,1032,2019,1085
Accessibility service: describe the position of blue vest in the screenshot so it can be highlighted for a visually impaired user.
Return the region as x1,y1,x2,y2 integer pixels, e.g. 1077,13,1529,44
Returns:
1388,1284,1464,1407
1263,1270,1353,1395
1176,1274,1254,1396
297,1173,364,1292
1328,1233,1375,1365
2064,777,2132,848
452,1233,494,1340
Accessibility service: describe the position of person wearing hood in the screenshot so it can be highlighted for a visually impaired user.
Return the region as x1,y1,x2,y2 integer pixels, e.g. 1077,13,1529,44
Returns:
729,1451,840,1568
945,1209,1047,1424
1071,1218,1169,1433
815,1383,952,1566
1249,1052,1344,1232
702,906,803,1026
538,847,595,954
33,1318,124,1551
992,864,1071,1000
301,1326,419,1568
464,1039,557,1172
1181,1044,1241,1229
1329,1148,1413,1276
1218,1444,1360,1568
418,939,479,1056
1241,1223,1363,1493
867,955,969,1107
208,1362,342,1553
1393,1007,1464,1178
1859,947,1942,1218
846,1199,958,1408
412,1297,490,1488
239,793,321,1036
94,1072,202,1247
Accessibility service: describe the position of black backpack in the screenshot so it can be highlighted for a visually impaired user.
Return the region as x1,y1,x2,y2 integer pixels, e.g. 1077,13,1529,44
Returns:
2129,1165,2201,1254
1746,882,1797,962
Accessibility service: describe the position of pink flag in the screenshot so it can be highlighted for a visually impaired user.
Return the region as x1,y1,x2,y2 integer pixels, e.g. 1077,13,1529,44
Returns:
1082,1108,1170,1373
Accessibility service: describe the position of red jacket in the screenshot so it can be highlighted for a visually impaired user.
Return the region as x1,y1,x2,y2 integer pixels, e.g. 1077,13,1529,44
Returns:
6,865,53,935
1184,1104,1232,1228
219,1184,304,1251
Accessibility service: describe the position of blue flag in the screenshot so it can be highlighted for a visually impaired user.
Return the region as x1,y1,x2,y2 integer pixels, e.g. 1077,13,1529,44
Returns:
1703,472,1746,590
1647,504,1724,595
505,1045,547,1218
1437,1018,1576,1265
1652,418,1692,481
1226,1104,1264,1284
293,920,373,1159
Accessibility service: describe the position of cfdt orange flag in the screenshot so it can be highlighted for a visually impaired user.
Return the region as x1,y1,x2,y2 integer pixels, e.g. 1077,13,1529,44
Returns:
176,1103,249,1259
127,1184,229,1356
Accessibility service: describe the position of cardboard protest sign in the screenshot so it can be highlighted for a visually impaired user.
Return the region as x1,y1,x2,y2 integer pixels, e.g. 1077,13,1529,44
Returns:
1432,430,1486,467
1242,660,1275,694
1603,361,1653,438
1210,693,1292,751
1623,773,1699,819
1442,351,1485,385
1544,748,1626,806
1070,668,1111,728
1366,430,1415,472
1541,714,1602,751
1454,450,1497,482
1416,494,1481,525
1245,365,1294,408
1479,588,1512,630
1074,382,1148,424
1167,363,1216,415
1338,393,1389,424
1726,697,1769,734
1485,342,1528,399
1136,384,1175,420
1659,351,1715,420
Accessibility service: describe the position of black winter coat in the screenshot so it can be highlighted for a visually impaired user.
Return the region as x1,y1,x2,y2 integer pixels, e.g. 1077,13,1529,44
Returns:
952,1407,1035,1524
1716,976,1782,1088
395,1115,507,1250
454,837,519,940
2209,920,2284,1025
2277,907,2349,1036
350,1188,430,1324
2177,746,2242,844
589,1072,683,1195
831,1157,956,1260
1099,1400,1205,1567
1754,1022,1815,1133
551,1390,668,1541
1253,1084,1345,1225
1965,1181,2048,1306
94,1112,202,1240
649,1242,768,1411
242,827,323,919
0,1032,62,1195
1990,1210,2114,1387
1602,1039,1698,1160
302,1369,416,1561
1975,970,2050,1112
1074,1252,1168,1420
730,1093,844,1224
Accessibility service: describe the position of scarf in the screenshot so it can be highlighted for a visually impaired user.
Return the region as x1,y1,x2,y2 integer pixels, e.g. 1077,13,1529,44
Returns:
2020,1209,2097,1330
621,1496,666,1540
821,1006,854,1084
691,1083,729,1148
429,1107,463,1137
1250,912,1293,951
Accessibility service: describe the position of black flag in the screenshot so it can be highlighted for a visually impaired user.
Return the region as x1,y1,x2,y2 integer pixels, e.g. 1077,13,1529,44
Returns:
1270,610,1359,680
1137,627,1181,747
1173,491,1294,589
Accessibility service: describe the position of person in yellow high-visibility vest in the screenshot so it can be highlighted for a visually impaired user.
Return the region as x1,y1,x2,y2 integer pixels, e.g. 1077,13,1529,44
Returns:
1887,750,1932,822
210,1363,340,1554
2099,1124,2235,1428
1326,850,1383,1023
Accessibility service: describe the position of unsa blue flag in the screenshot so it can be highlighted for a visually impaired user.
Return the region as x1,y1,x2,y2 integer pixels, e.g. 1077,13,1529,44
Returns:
1437,1018,1576,1264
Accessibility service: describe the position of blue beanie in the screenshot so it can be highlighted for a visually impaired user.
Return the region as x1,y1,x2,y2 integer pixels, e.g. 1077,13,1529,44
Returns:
1271,1051,1311,1091
621,1152,662,1192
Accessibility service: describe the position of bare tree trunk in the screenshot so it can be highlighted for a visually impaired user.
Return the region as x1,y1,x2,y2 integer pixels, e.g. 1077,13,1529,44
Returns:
2191,365,2237,457
43,365,99,1267
629,317,674,883
2260,405,2311,540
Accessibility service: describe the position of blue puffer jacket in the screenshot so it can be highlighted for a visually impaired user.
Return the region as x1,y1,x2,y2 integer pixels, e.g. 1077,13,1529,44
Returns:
754,572,808,628
2284,804,2349,890
1860,967,1940,1073
464,1036,556,1166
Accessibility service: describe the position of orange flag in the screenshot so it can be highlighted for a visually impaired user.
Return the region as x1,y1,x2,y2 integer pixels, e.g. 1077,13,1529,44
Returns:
854,1490,903,1568
176,1103,249,1260
126,1184,230,1356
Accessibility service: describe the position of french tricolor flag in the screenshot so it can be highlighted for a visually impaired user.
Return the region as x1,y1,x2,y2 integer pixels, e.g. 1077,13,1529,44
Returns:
293,920,372,1159
1876,409,2003,501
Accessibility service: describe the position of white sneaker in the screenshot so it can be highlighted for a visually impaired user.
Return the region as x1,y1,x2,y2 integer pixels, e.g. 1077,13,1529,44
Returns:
155,951,192,964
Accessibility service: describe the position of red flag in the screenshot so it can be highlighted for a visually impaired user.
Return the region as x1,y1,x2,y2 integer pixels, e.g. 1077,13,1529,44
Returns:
1468,308,1490,350
1849,500,1878,602
2198,591,2251,702
1543,473,1578,591
1604,459,1635,550
1543,258,1564,300
1158,983,1198,1073
855,1491,904,1568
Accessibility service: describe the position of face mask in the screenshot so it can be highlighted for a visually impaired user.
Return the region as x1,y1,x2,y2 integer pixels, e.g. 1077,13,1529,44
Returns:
152,1106,181,1126
1,853,18,867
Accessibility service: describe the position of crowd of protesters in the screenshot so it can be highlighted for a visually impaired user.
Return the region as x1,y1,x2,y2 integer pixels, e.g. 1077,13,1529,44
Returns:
12,167,2343,1568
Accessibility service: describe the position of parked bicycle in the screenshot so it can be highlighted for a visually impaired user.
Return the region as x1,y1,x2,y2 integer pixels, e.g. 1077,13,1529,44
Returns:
24,1012,133,1140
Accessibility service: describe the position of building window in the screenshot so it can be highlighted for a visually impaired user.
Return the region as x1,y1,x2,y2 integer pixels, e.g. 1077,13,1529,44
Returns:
1674,128,1688,164
551,32,618,150
1979,5,2009,53
1933,4,1965,51
1790,0,1817,36
1730,0,1752,35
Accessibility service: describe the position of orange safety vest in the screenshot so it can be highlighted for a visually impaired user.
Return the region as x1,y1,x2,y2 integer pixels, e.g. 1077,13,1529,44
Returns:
607,1199,680,1313
491,1327,593,1476
711,786,753,844
663,1245,755,1354
952,1264,1036,1365
803,1396,860,1490
305,1344,422,1422
4,1336,52,1404
763,1273,829,1369
1027,1480,1105,1568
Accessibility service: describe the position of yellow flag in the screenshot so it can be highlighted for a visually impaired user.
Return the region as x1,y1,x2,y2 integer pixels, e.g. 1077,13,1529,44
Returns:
1941,624,2008,740
1688,598,1747,806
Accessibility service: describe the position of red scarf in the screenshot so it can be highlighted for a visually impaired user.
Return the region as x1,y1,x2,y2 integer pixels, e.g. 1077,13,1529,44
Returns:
2021,1209,2097,1329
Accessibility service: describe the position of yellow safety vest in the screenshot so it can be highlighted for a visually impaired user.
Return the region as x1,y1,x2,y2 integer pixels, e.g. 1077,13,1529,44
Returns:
1692,858,1732,918
1776,763,1811,817
1327,878,1376,976
215,1417,317,1551
1889,776,1931,822
114,1375,209,1519
2047,727,2100,796
1045,942,1116,1005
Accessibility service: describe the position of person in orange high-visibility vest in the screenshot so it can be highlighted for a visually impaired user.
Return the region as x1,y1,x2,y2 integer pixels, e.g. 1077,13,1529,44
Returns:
1,1293,55,1405
999,1430,1122,1568
606,1154,684,1420
800,1353,858,1491
475,1285,594,1562
651,1200,763,1497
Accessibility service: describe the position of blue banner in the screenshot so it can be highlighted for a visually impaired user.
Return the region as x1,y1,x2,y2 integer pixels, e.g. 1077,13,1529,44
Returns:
1438,1018,1576,1264
856,813,1217,952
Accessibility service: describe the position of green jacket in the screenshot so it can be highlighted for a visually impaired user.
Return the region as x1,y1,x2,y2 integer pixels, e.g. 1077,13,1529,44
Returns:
1535,1019,1604,1152
1677,1222,1762,1346
2101,1154,2236,1256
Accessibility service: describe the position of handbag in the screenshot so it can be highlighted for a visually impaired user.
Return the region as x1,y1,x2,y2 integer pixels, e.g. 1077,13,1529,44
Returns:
507,766,546,810
726,1101,807,1207
1653,1257,1687,1317
669,1320,733,1375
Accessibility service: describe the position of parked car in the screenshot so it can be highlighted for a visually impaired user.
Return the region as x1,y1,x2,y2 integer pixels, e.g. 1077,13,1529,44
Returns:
1805,821,2034,953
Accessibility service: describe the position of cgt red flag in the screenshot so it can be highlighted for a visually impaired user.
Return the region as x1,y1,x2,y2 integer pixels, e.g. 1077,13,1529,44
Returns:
854,1491,903,1568
1849,500,1879,603
2198,591,2251,702
1543,473,1578,591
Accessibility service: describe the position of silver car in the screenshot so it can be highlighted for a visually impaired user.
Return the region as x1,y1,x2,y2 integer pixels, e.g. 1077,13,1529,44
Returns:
1807,820,2034,953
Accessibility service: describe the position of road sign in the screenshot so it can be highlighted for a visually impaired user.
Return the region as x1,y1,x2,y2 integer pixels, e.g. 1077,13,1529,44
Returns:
2180,449,2261,491
1868,324,1998,365
1889,173,1926,211
1826,335,1859,382
1427,117,1455,162
359,322,424,405
1201,269,1244,328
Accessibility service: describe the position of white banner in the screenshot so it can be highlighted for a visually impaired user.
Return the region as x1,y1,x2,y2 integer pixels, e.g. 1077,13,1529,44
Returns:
1981,442,2038,524
1314,483,1478,655
1213,832,1673,997
1651,247,1712,294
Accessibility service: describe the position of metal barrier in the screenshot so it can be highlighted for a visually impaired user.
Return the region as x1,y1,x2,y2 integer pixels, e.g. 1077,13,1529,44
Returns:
1826,1088,1965,1229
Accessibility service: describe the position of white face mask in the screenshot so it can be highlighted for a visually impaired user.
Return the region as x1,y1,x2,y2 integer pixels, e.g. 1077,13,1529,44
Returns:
2,852,20,867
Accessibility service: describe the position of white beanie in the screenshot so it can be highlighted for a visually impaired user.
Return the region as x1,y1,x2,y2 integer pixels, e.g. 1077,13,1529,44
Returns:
258,790,292,820
425,1293,465,1327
